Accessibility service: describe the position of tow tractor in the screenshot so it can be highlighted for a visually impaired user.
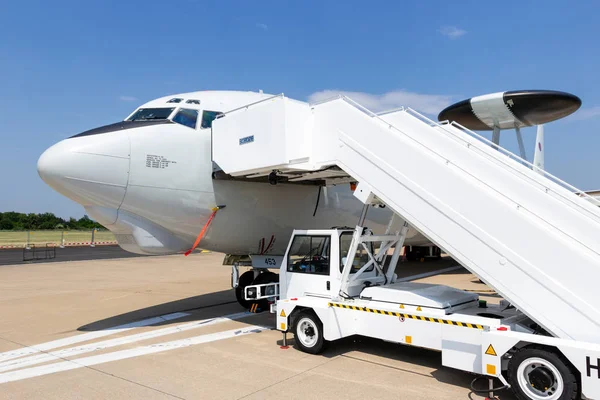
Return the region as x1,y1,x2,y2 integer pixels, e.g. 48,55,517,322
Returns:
245,206,600,400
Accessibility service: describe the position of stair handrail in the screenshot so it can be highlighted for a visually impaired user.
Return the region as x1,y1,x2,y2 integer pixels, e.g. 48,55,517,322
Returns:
312,95,404,129
376,107,406,116
404,107,600,208
219,93,285,117
309,94,345,107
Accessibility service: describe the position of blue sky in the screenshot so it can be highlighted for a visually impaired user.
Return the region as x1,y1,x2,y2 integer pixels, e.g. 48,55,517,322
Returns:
1,0,599,218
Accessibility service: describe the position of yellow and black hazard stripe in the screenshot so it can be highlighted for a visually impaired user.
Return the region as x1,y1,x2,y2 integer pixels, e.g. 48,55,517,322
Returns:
328,302,484,330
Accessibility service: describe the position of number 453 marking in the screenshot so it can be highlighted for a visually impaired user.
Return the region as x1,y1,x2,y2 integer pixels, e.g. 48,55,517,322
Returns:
264,258,277,266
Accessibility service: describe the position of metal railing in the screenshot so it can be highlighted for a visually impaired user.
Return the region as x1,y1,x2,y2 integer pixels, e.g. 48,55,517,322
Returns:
23,243,56,262
0,230,116,249
405,107,600,208
311,94,404,129
376,107,406,116
219,93,285,117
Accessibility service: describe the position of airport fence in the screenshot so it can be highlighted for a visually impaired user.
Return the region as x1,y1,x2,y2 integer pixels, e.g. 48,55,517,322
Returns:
0,230,117,249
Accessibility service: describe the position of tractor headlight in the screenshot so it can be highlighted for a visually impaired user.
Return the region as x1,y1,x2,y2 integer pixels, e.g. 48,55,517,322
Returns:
246,287,257,299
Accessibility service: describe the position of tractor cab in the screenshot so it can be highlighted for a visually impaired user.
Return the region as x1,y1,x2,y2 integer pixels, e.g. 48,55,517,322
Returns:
281,228,382,300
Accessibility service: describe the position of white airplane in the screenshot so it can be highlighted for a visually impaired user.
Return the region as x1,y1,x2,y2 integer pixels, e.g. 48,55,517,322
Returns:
37,91,435,307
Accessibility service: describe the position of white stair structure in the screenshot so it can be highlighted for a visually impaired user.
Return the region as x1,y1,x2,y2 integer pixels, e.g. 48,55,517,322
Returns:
212,94,600,344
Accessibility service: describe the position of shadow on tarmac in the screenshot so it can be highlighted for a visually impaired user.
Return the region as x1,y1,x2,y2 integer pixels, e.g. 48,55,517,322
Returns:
78,289,243,331
78,258,467,332
277,334,517,399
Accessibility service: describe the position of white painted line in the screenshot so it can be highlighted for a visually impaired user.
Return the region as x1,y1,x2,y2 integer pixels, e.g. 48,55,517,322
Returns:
0,312,189,363
0,325,267,384
397,265,463,282
0,311,251,372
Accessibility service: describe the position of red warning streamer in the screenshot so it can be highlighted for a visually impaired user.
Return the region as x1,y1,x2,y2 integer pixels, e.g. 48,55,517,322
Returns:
184,207,220,256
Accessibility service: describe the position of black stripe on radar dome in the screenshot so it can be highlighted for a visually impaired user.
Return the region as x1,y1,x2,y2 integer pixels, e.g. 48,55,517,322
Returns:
503,90,582,127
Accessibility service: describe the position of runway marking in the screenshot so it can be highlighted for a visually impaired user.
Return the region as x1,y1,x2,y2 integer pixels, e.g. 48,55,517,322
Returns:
396,266,463,282
0,311,251,372
0,312,189,363
0,325,268,384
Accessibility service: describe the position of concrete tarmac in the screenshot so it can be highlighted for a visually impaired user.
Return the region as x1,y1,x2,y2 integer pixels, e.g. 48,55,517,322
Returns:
0,253,514,400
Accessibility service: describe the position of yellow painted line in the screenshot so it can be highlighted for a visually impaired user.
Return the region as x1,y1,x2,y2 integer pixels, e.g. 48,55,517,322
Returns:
328,302,485,330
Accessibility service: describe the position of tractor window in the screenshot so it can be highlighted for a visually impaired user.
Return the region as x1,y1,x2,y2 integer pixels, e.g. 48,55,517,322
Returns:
287,235,330,275
339,231,374,273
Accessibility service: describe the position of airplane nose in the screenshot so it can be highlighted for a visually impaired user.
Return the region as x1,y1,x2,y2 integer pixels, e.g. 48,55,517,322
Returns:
38,132,131,211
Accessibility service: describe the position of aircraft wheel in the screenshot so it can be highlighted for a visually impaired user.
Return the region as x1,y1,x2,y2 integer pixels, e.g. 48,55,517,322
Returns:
235,270,255,309
293,310,326,354
508,347,578,400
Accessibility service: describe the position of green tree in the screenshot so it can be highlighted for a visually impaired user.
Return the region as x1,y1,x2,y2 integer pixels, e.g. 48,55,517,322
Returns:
0,212,105,231
0,218,14,230
66,217,78,230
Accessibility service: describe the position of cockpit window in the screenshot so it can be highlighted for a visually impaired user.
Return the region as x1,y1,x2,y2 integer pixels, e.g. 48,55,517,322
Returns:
128,108,175,121
167,98,183,103
186,99,200,104
201,110,223,129
172,108,198,129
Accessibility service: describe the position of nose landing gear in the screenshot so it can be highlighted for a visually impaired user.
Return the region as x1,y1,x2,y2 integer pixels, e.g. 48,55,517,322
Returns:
234,269,278,312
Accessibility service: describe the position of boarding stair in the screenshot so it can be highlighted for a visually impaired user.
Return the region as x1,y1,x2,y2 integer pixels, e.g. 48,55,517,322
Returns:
212,94,600,344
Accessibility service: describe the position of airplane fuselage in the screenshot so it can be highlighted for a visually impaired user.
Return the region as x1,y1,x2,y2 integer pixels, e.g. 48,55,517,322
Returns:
38,91,430,256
